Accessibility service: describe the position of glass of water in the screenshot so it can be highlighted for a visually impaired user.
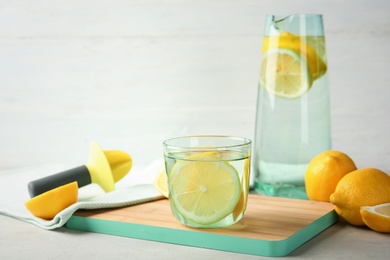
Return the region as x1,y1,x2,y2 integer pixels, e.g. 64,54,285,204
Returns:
163,136,251,228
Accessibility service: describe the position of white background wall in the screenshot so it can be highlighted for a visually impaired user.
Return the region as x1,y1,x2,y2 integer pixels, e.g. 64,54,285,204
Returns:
1,0,389,173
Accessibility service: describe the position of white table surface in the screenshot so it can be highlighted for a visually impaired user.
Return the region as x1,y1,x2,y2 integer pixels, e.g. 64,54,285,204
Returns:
1,0,389,259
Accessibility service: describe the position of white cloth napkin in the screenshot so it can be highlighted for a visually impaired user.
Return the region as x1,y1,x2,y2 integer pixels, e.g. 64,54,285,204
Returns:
0,161,164,230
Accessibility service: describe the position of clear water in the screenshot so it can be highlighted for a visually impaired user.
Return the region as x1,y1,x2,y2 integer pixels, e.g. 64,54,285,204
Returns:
253,75,331,199
164,150,250,228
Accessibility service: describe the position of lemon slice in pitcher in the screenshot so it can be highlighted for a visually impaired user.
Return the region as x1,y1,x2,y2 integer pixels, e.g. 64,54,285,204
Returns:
260,48,312,99
169,155,241,225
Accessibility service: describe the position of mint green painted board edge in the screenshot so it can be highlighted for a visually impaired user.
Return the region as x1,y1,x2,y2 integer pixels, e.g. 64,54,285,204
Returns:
65,210,338,257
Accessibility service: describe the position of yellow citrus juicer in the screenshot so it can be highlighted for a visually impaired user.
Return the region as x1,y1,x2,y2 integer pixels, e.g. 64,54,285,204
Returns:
27,141,132,198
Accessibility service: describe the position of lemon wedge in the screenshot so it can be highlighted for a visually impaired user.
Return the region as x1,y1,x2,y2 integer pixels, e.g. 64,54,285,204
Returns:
361,203,390,233
25,181,78,220
260,48,312,99
169,155,241,225
154,164,169,198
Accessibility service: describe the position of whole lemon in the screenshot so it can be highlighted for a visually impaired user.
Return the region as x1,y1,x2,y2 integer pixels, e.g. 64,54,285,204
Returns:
330,168,390,226
305,150,357,202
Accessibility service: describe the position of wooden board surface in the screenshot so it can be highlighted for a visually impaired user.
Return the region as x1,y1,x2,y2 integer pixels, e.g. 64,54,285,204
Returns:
66,194,338,257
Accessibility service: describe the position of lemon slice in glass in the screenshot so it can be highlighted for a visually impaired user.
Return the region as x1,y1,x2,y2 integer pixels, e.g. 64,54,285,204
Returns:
260,48,313,99
154,164,169,198
361,203,390,233
169,155,241,225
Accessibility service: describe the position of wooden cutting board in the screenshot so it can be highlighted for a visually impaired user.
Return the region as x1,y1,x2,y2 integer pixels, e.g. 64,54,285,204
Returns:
66,194,337,257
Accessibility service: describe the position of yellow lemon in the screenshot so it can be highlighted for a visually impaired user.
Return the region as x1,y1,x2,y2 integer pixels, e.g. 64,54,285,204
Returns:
305,150,357,202
169,155,241,225
360,203,390,233
260,48,312,99
157,152,225,198
330,168,390,226
154,164,169,198
232,192,245,221
25,182,78,220
262,32,327,81
232,157,250,221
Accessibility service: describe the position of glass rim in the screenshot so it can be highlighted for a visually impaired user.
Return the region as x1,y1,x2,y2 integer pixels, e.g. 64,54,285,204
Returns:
163,135,252,150
267,14,323,24
267,14,323,18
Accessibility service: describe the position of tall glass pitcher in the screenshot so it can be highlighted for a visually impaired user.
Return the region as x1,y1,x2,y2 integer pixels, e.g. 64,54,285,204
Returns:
253,14,331,199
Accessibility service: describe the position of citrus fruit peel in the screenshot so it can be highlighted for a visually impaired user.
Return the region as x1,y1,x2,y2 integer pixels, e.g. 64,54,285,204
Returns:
25,181,78,220
360,203,390,233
